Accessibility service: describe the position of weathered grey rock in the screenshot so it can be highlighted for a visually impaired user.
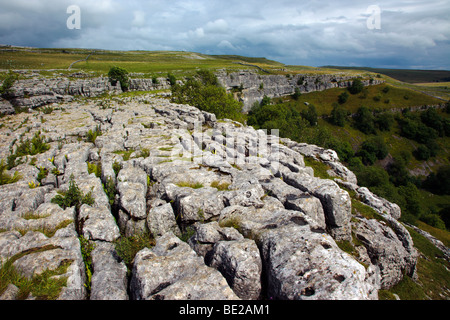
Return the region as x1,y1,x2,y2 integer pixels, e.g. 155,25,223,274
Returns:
0,88,422,301
216,70,384,112
117,181,146,219
353,217,417,289
0,284,19,300
188,221,244,261
130,232,239,300
146,201,180,237
357,187,402,220
210,239,262,300
176,187,226,223
0,225,87,300
259,224,376,300
282,170,352,240
90,241,128,300
285,194,327,230
79,205,120,242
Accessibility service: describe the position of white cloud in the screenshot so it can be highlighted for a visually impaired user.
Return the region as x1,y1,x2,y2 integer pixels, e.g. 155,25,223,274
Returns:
217,40,236,50
0,0,449,69
132,11,146,27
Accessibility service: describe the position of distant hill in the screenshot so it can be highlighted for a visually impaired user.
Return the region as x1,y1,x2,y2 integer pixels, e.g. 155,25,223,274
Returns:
323,66,450,84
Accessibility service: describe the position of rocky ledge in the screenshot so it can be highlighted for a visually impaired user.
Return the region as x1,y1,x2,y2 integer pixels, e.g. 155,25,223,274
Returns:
0,94,418,300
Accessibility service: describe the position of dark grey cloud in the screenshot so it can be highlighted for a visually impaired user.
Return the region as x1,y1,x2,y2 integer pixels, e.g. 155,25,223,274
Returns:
0,0,449,69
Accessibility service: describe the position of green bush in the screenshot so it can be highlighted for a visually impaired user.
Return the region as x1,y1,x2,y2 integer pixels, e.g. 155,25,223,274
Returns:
301,104,318,126
423,166,450,195
7,132,50,169
348,78,364,94
51,175,95,211
86,126,102,143
353,106,376,134
414,145,431,161
329,103,347,127
108,66,129,91
375,112,394,131
0,159,21,185
0,71,18,96
338,91,349,104
167,73,177,86
171,70,244,122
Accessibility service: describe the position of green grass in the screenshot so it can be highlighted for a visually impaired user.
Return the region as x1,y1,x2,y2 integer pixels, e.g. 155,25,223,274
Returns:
303,156,334,180
390,226,450,300
0,48,284,77
0,245,71,300
0,159,21,185
210,181,231,191
114,232,155,274
324,66,450,84
176,181,204,189
285,84,443,117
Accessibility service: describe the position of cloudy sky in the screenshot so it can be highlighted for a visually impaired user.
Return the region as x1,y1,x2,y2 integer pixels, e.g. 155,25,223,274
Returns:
0,0,449,69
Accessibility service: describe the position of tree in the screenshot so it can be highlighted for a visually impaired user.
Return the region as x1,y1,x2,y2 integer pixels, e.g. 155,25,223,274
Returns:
421,108,444,137
388,157,411,187
424,165,450,195
348,78,364,94
414,145,430,161
108,66,129,91
398,182,422,217
171,70,243,122
375,112,394,131
338,91,349,104
301,104,318,126
356,165,390,188
167,73,177,86
292,87,302,100
330,103,347,127
354,106,376,134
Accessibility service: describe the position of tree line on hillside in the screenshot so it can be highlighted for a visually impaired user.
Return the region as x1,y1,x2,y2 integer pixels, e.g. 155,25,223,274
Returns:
248,91,450,230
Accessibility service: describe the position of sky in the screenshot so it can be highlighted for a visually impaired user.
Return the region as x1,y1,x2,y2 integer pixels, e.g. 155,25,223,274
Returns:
0,0,449,69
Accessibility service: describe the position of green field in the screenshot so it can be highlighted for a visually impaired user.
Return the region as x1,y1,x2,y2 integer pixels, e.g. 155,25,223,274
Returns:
281,83,443,116
324,66,450,83
0,47,287,77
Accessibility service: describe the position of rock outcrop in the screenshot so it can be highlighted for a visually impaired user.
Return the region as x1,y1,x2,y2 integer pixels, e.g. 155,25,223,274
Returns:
1,70,383,115
216,70,384,111
0,92,420,300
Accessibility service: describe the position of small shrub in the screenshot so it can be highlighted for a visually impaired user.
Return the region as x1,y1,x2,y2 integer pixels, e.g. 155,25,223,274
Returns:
112,160,122,176
108,66,129,91
348,78,364,94
51,175,95,211
79,236,95,292
7,132,50,169
87,161,102,178
41,106,54,114
86,126,102,144
167,73,177,86
0,71,18,96
103,177,116,206
338,91,349,104
0,159,21,185
36,166,49,183
114,232,155,272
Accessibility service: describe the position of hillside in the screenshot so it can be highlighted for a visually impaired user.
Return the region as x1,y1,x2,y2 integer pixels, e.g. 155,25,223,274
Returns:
0,47,449,300
324,66,450,84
